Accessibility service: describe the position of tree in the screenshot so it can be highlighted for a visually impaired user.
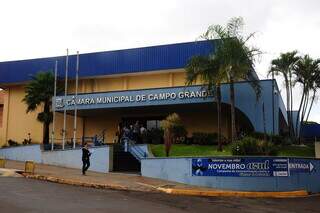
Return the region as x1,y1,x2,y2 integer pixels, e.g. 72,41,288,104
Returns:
23,71,58,145
269,51,300,138
192,17,261,144
185,51,224,151
293,55,320,142
160,113,186,157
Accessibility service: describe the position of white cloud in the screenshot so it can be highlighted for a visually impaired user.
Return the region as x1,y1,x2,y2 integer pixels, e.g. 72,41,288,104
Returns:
0,0,319,122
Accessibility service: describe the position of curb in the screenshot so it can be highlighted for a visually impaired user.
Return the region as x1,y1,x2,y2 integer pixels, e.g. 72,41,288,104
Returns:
21,173,139,192
157,187,309,198
20,173,310,198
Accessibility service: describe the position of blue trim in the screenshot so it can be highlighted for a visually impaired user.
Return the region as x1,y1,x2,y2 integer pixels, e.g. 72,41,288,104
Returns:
0,40,215,84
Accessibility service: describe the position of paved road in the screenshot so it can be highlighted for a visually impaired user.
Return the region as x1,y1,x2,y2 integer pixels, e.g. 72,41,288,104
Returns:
0,177,320,213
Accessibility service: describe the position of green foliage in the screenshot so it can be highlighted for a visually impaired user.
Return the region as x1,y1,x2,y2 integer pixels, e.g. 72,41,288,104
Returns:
231,136,278,156
192,132,226,145
278,145,315,157
23,71,62,144
160,113,187,141
185,17,261,147
160,113,187,156
202,17,262,99
23,71,57,112
150,144,232,157
150,144,314,158
146,128,164,144
8,139,19,146
248,132,287,146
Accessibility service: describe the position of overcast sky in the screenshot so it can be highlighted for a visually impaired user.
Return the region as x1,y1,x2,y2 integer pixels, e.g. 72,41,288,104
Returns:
1,0,319,122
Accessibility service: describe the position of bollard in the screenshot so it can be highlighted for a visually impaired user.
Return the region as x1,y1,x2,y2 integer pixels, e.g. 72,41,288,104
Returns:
25,161,35,174
0,157,5,168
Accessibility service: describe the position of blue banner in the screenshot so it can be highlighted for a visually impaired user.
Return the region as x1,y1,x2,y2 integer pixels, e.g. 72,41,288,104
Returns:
192,158,289,177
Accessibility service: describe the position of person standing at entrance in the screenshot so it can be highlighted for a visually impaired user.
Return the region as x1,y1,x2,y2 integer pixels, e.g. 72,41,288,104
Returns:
133,121,140,143
82,143,91,175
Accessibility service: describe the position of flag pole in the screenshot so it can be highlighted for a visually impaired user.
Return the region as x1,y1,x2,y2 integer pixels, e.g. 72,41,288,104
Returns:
62,49,69,150
51,60,58,151
73,51,79,149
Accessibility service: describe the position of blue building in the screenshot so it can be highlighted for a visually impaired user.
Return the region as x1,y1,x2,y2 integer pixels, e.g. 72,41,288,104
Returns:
0,40,288,146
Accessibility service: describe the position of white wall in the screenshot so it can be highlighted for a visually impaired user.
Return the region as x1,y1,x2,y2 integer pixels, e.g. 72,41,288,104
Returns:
0,145,42,163
42,146,111,173
0,145,112,173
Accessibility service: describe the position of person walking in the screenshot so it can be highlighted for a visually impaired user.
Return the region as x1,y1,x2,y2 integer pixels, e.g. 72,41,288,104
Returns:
82,142,91,175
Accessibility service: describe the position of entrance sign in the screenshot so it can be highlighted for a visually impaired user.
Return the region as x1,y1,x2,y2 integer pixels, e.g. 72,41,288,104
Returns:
289,159,315,174
54,86,213,111
192,158,289,177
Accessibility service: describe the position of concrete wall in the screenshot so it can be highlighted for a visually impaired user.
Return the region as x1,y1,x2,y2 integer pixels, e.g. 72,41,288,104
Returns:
42,146,111,173
0,145,42,163
0,145,112,173
5,86,43,145
141,157,320,193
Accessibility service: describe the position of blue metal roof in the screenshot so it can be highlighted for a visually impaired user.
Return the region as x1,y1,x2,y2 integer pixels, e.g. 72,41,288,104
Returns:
0,40,214,85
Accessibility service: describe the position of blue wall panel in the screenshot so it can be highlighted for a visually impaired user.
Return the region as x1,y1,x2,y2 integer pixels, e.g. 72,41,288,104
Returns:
54,80,284,134
141,157,320,193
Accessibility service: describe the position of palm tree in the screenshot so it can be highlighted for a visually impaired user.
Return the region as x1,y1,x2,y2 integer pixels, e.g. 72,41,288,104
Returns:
23,71,58,145
185,54,223,151
186,17,261,146
200,17,261,143
305,63,320,121
269,51,300,139
294,55,320,141
160,113,185,156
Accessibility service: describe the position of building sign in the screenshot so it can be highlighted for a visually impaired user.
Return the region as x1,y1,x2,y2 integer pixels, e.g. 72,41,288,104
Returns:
289,159,315,174
192,158,289,177
54,86,213,111
192,158,317,177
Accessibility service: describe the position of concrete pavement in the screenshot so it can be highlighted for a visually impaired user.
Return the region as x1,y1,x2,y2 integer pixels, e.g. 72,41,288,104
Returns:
2,160,311,198
1,177,320,213
4,160,196,192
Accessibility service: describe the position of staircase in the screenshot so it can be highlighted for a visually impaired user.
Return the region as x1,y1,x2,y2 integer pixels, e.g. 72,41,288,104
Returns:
112,143,141,172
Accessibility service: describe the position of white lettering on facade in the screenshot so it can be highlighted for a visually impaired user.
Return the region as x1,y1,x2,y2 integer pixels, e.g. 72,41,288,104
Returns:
57,88,212,108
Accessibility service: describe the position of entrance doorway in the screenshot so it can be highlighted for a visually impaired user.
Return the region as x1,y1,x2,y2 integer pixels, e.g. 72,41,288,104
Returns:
121,116,164,131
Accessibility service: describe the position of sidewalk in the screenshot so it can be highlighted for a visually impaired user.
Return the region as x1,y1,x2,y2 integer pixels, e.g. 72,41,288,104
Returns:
4,160,198,192
4,160,309,198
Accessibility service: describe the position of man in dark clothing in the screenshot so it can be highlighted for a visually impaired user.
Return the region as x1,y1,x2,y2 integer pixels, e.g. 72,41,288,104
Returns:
82,143,91,175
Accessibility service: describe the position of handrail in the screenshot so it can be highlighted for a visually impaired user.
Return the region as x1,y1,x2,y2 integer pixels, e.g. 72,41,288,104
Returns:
120,137,147,162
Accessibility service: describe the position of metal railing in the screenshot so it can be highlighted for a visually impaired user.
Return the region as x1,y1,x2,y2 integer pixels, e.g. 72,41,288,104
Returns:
120,137,147,162
46,135,106,151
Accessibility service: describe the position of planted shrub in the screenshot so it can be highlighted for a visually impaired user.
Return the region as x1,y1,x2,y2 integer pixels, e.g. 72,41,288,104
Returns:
8,139,19,146
192,132,214,145
248,132,285,145
147,128,164,144
192,132,227,145
231,136,278,156
160,113,186,156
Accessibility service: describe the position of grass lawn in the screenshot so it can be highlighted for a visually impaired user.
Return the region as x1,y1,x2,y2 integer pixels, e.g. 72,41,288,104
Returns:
278,145,315,157
150,144,315,158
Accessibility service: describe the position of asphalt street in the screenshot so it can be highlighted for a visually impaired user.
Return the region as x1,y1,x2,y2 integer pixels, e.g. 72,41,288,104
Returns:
0,177,320,213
